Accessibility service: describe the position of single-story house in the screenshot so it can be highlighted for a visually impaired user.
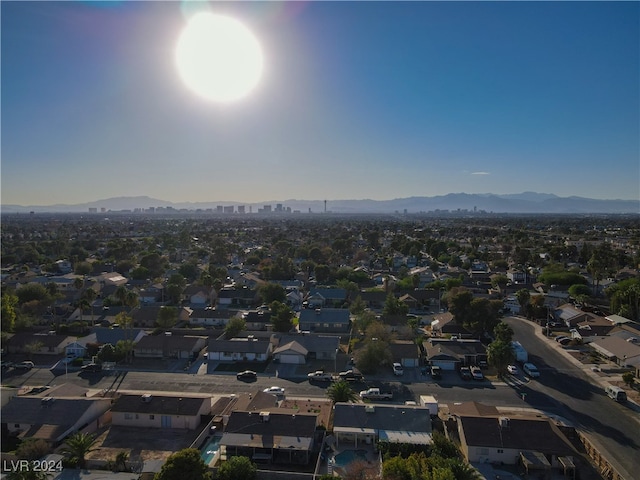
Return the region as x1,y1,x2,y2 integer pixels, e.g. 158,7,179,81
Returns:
207,338,272,363
242,310,272,331
424,339,487,370
272,341,308,364
183,285,216,307
131,306,191,328
430,312,473,338
188,307,235,327
111,394,211,430
456,415,577,467
332,403,432,448
5,333,75,356
388,340,421,368
217,287,258,308
1,396,111,444
133,334,206,359
219,411,317,465
307,288,348,308
270,334,340,361
590,336,640,368
298,308,351,333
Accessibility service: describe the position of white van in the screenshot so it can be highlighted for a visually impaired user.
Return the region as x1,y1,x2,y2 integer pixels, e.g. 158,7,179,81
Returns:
523,362,540,378
605,385,627,403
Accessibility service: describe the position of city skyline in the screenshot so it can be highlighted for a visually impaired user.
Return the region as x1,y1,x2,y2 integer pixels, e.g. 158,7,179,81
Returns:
2,1,639,206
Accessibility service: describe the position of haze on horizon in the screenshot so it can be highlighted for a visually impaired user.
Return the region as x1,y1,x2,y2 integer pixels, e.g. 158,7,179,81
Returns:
2,1,638,206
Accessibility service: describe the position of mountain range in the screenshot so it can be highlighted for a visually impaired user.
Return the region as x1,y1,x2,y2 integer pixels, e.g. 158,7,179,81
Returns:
1,192,638,215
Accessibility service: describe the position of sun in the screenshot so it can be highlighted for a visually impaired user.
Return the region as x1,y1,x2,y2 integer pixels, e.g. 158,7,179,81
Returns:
175,12,264,103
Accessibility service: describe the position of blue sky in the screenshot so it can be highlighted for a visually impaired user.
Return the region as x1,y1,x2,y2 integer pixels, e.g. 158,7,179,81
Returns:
2,1,638,205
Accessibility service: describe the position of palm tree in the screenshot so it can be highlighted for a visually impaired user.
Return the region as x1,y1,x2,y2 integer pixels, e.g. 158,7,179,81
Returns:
60,432,98,468
115,451,129,472
326,380,358,403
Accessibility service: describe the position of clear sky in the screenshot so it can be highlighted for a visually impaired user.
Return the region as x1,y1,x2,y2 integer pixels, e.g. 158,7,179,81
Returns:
2,1,639,206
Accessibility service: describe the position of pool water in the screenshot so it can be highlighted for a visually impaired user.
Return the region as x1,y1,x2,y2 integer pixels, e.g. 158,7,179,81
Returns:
333,449,368,468
200,435,222,465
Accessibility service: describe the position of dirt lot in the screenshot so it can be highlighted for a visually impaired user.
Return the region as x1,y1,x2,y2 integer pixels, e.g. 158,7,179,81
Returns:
87,425,202,463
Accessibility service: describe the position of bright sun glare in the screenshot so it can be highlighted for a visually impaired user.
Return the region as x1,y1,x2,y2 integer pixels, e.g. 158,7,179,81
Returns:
175,12,264,103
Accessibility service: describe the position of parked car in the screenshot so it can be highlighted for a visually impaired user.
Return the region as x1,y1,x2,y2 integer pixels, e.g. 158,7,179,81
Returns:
523,362,540,378
307,371,332,382
392,363,404,376
459,367,472,380
236,370,257,380
81,363,102,373
555,335,570,343
338,370,364,382
507,364,519,375
470,366,484,380
430,365,442,379
14,361,34,370
263,386,285,395
0,361,14,370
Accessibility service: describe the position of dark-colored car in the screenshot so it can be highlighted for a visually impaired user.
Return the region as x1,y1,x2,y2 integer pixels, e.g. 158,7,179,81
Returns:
338,370,364,382
81,363,102,373
459,367,472,381
236,370,257,381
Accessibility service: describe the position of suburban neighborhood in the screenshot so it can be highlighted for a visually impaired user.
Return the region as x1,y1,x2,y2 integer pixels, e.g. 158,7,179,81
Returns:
1,211,639,480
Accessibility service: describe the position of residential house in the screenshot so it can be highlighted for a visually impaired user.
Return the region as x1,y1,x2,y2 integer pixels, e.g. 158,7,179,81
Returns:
219,411,317,465
332,403,432,448
217,287,258,309
111,394,211,430
133,334,206,359
306,288,347,308
1,395,111,444
189,307,235,327
358,290,388,311
207,338,272,363
183,285,216,307
298,308,351,334
589,336,640,368
242,310,272,331
270,334,340,362
272,340,308,364
430,312,473,338
424,339,487,371
455,414,577,468
5,333,74,356
130,305,190,328
389,340,421,368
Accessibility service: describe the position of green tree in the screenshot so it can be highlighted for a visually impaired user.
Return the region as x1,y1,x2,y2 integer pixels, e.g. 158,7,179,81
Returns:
326,380,358,403
446,288,473,326
487,340,515,377
270,301,294,332
356,339,393,374
5,466,52,480
515,289,530,315
349,296,366,316
383,293,409,316
493,322,514,344
1,292,18,332
258,283,286,304
353,310,376,335
622,371,635,388
154,448,212,480
224,316,246,339
216,455,256,480
60,432,98,468
157,306,179,330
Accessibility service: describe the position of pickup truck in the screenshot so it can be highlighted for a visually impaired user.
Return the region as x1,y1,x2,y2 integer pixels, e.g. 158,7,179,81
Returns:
337,370,364,382
359,388,393,400
307,371,333,382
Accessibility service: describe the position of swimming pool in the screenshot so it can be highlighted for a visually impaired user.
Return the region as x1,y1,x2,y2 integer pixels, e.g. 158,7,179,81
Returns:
333,449,368,468
200,435,222,465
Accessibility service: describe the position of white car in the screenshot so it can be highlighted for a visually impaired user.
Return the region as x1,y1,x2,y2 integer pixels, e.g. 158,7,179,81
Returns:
393,362,404,376
507,365,519,375
263,386,285,395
